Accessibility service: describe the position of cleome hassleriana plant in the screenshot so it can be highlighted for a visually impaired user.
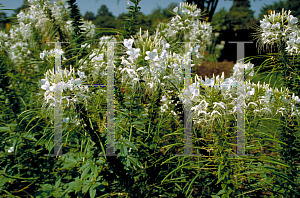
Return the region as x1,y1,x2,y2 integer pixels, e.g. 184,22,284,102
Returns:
1,0,300,197
38,3,300,198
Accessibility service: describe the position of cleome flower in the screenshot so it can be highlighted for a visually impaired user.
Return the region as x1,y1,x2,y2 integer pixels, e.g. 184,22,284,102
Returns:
145,49,160,61
124,38,134,49
257,9,300,55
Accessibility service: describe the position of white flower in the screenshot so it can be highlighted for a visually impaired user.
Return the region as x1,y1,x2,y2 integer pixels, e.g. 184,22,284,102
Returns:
161,40,170,49
49,83,59,92
171,63,179,69
271,22,281,29
8,147,14,153
213,102,226,110
191,10,201,17
41,80,50,90
160,49,168,59
293,95,300,103
260,22,271,29
121,56,131,67
148,82,154,88
63,117,70,123
73,78,82,85
204,77,214,87
126,48,140,60
210,110,222,118
161,95,167,102
289,15,298,25
78,70,86,79
40,52,45,59
124,39,134,49
145,49,159,61
173,7,178,13
247,102,258,108
160,103,168,112
93,53,104,62
181,8,191,15
247,88,255,96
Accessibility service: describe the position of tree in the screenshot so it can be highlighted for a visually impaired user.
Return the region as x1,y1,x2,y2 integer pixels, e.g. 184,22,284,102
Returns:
0,12,7,30
93,5,116,29
225,0,256,30
96,4,114,18
210,7,228,31
83,11,96,21
210,0,256,31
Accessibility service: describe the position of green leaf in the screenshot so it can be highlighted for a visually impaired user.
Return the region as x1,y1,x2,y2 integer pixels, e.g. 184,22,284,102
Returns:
132,121,144,125
0,127,10,132
81,165,91,180
211,195,220,198
82,181,92,194
64,180,83,194
55,177,61,189
91,163,97,176
22,134,37,141
78,161,91,172
60,156,78,170
217,189,226,195
127,156,138,166
96,159,105,165
89,184,96,198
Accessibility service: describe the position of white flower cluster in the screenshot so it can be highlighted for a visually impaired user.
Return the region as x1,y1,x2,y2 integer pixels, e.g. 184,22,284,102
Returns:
80,21,95,38
87,49,106,79
259,9,300,55
0,0,96,73
32,1,300,134
158,60,300,127
40,66,89,108
157,2,212,58
119,33,191,97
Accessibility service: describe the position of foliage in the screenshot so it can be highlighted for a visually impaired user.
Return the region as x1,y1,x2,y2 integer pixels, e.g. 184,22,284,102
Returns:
210,7,228,31
93,5,116,30
211,0,256,31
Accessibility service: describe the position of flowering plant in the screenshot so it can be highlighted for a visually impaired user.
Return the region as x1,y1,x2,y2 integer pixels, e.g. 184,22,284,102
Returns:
1,1,300,197
257,9,299,55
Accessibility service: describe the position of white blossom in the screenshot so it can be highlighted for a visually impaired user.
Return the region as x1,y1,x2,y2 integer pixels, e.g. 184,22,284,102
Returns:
124,39,134,49
145,49,159,61
8,147,14,153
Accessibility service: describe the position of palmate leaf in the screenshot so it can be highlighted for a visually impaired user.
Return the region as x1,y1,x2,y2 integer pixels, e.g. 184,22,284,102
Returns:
60,156,78,170
33,184,55,198
62,177,84,195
